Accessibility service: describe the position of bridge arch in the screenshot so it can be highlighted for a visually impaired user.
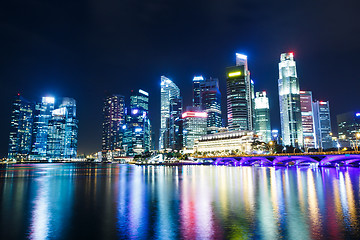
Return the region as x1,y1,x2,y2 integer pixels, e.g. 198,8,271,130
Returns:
273,156,319,166
320,155,360,166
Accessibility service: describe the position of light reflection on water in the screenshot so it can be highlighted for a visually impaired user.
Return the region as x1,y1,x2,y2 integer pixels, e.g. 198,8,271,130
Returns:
0,164,360,239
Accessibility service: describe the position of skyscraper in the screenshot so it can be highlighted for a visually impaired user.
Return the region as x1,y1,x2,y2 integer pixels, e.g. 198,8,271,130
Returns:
300,91,316,149
313,100,333,150
102,94,126,153
226,53,253,131
200,77,222,134
160,75,180,150
182,111,207,151
192,76,204,108
47,98,78,160
123,89,151,155
169,97,183,150
278,52,303,148
254,91,271,143
7,94,34,160
30,97,55,159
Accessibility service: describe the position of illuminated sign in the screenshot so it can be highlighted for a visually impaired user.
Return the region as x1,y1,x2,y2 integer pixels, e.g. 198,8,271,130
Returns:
182,112,207,118
356,113,360,117
236,53,247,59
193,76,204,81
299,91,305,94
228,71,241,77
42,97,55,104
319,101,327,105
139,89,149,96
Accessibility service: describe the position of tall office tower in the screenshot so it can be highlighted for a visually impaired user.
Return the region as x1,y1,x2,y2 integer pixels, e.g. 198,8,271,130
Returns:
102,94,126,153
254,91,271,143
300,91,316,149
30,97,55,159
169,97,183,150
160,76,180,150
337,111,360,148
124,89,150,155
278,52,303,148
226,53,254,131
192,76,204,108
47,98,78,159
313,100,333,150
200,77,222,134
182,111,207,151
7,94,34,160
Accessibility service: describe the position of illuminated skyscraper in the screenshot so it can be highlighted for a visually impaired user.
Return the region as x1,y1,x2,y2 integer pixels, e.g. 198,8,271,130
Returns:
123,89,150,155
278,52,303,147
47,98,78,160
30,97,55,159
313,100,333,150
160,75,180,150
300,91,316,149
192,76,204,108
7,94,34,160
169,97,183,150
254,91,271,143
182,111,207,151
102,94,126,153
200,77,222,134
226,53,254,131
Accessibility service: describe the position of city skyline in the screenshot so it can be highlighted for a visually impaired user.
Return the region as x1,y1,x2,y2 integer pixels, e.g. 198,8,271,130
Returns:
1,1,360,156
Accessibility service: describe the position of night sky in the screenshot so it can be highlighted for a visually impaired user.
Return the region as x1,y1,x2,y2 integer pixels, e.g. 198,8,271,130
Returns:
1,0,360,157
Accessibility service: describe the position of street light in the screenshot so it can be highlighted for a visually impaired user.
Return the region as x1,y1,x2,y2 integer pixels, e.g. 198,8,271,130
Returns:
269,141,274,154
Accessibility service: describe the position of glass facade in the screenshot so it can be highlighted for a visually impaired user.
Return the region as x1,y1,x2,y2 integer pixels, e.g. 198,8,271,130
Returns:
102,94,126,154
278,52,303,147
182,111,207,150
7,95,34,160
226,53,253,131
192,76,204,108
160,76,180,150
30,97,55,159
47,98,78,160
313,101,333,150
254,91,271,143
300,91,316,148
200,78,222,134
123,89,150,155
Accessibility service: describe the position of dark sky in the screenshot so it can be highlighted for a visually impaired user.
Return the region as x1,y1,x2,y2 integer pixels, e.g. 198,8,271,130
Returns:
1,0,360,157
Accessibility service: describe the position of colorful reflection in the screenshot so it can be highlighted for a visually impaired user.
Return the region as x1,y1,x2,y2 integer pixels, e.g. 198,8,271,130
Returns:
0,164,360,239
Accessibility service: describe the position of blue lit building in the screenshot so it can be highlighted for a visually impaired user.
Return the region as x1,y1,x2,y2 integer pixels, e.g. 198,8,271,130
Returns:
7,94,34,160
313,100,332,150
160,76,180,150
47,98,78,160
123,89,150,156
30,97,55,160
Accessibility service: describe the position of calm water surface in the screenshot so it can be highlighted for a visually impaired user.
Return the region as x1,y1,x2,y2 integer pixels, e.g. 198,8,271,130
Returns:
0,164,360,239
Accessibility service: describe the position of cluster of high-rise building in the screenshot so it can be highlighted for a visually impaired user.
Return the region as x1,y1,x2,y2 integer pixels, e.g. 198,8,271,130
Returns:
7,95,78,160
161,52,360,154
101,89,151,160
7,52,360,160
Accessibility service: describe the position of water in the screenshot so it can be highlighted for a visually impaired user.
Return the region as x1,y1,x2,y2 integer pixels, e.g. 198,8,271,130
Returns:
0,164,360,239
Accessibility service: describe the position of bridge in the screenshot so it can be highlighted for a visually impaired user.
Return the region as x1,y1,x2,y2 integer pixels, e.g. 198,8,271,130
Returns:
197,152,360,167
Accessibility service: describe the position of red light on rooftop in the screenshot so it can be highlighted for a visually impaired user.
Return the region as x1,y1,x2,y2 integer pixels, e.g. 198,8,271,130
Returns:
319,101,327,105
17,93,20,96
